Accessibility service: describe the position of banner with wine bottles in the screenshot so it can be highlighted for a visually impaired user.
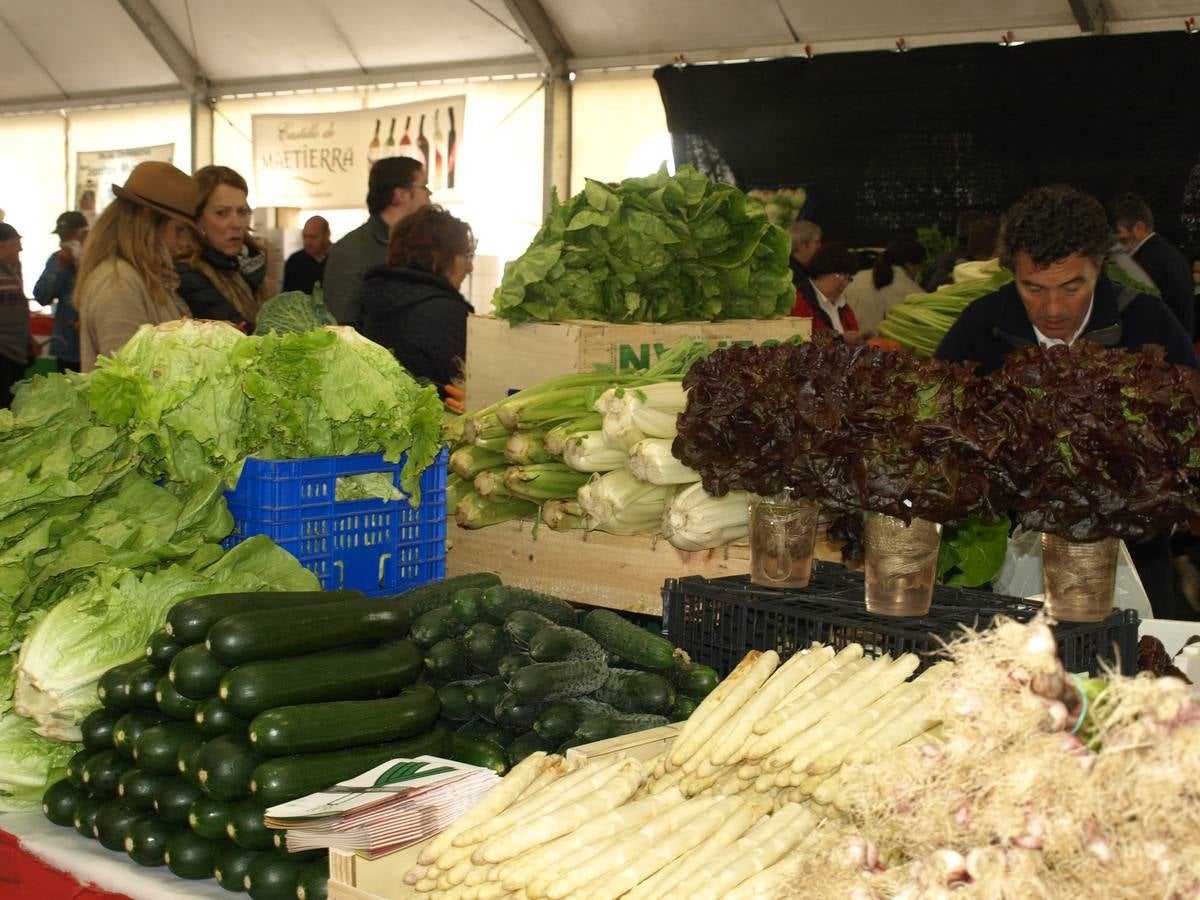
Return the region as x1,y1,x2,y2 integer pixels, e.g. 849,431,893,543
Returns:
252,96,465,208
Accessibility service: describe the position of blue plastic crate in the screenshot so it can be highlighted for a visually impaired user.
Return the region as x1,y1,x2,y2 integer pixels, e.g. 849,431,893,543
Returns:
222,448,447,596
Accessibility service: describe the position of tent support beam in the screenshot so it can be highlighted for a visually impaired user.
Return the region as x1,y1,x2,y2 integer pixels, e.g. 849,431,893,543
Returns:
114,0,208,97
1067,0,1108,33
191,96,213,169
542,74,571,218
503,0,571,77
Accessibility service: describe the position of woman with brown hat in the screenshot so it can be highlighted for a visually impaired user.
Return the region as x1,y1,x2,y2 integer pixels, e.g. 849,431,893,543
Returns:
75,160,198,371
175,166,268,330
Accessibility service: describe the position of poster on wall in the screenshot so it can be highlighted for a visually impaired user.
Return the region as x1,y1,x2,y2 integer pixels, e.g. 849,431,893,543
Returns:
75,143,175,221
252,96,465,209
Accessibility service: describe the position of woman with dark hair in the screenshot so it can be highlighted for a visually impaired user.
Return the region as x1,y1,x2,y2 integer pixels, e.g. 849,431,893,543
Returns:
175,165,269,330
791,242,862,343
358,205,475,397
843,237,925,335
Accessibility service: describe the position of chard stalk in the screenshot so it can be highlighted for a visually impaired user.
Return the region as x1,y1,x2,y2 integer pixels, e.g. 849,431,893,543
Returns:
627,438,701,485
661,483,751,551
503,463,590,503
504,429,551,465
474,467,511,500
447,473,472,509
454,492,536,529
578,469,671,530
544,414,603,457
450,446,507,480
563,431,628,473
542,499,586,531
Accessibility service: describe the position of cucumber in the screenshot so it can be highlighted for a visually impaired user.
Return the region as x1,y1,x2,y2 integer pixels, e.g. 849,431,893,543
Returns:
462,623,512,674
169,645,230,700
125,662,164,709
197,733,261,802
195,696,250,737
437,679,484,721
135,722,205,775
507,731,555,765
447,732,508,774
410,605,466,648
247,684,440,756
154,777,204,825
481,585,575,626
215,844,267,892
177,731,208,785
582,608,676,670
533,698,619,742
165,829,223,879
42,778,86,827
66,748,94,788
669,695,700,722
468,678,507,723
145,629,185,671
450,587,486,624
503,610,558,647
227,798,275,850
93,799,145,851
155,675,201,721
167,590,364,645
113,709,170,757
507,658,608,702
244,853,304,900
125,814,183,866
81,707,122,751
296,858,330,900
591,668,676,714
81,748,135,798
493,692,543,732
97,659,147,711
557,736,586,753
423,638,472,682
456,720,516,749
73,794,106,839
189,795,235,841
668,658,721,698
206,597,411,666
497,651,533,681
528,625,605,663
386,572,502,621
273,830,327,862
220,640,423,719
118,768,171,812
575,712,670,744
250,729,450,807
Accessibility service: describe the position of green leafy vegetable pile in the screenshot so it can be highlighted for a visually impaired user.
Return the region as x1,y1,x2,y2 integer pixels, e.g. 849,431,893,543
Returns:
492,165,795,324
254,283,337,335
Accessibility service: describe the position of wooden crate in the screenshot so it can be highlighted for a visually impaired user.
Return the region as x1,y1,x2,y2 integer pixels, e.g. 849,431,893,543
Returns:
464,315,812,409
446,519,849,616
328,725,683,900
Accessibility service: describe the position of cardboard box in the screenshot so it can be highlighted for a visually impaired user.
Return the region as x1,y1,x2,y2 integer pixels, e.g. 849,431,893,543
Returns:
464,315,812,409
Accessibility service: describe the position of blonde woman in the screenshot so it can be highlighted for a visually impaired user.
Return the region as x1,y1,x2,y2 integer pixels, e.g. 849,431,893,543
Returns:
75,161,198,371
175,166,268,331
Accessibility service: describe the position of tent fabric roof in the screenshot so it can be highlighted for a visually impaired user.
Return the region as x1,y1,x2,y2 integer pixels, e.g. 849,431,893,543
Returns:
0,0,1196,110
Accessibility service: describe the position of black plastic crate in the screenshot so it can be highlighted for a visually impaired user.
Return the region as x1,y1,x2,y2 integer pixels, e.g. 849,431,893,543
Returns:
663,561,1139,677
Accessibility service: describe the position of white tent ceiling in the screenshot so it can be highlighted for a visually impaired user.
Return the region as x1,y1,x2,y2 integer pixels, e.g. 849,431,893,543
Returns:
0,0,1196,112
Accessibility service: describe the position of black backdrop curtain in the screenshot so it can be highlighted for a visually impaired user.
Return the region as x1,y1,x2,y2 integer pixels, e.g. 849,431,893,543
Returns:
654,32,1200,251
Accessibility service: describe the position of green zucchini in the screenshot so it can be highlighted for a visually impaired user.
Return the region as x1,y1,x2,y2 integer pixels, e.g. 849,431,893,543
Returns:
134,722,205,775
450,587,486,624
502,610,558,647
591,668,676,714
273,830,327,862
250,728,450,807
386,572,502,621
447,732,508,774
167,590,364,645
145,629,185,671
497,651,533,681
493,692,543,732
73,793,106,838
125,814,183,866
410,605,466,648
81,748,135,798
165,829,223,879
533,698,619,742
575,712,670,744
42,778,86,827
113,709,170,757
195,696,250,737
668,658,721,698
507,731,555,765
93,799,145,851
437,679,484,721
169,645,230,700
296,858,330,900
462,623,512,674
188,795,235,841
206,597,411,666
507,658,608,702
247,684,440,756
423,638,472,681
177,731,208,785
220,640,422,719
117,767,171,812
468,678,506,723
481,585,575,626
227,798,275,850
215,844,267,892
669,695,700,722
81,707,122,751
528,625,605,663
124,662,164,709
66,748,94,788
196,733,261,802
155,675,201,721
97,659,147,711
244,853,304,900
154,777,204,825
582,608,676,670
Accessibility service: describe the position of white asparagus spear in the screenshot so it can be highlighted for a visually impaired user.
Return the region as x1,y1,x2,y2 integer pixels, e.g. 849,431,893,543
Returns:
844,662,953,764
668,651,765,769
414,875,438,892
751,645,865,735
723,849,805,899
677,651,780,773
647,763,686,795
403,863,428,885
440,858,473,889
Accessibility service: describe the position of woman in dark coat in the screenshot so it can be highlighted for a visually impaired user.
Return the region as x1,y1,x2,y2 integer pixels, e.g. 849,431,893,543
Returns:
359,204,475,398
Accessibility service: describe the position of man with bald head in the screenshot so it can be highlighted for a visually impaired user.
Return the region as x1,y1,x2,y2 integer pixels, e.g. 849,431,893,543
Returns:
283,215,332,294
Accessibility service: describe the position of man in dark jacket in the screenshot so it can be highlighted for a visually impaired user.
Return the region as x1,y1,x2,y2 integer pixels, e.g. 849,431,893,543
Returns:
786,220,821,311
936,185,1198,620
282,215,331,294
1108,192,1196,339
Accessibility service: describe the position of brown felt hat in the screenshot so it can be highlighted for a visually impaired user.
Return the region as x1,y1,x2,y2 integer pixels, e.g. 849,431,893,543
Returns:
112,161,199,228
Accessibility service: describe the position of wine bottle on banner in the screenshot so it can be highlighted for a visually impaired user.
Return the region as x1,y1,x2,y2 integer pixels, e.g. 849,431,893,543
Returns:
417,114,430,173
385,117,397,157
447,107,458,189
434,109,445,189
399,115,413,158
367,119,382,167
